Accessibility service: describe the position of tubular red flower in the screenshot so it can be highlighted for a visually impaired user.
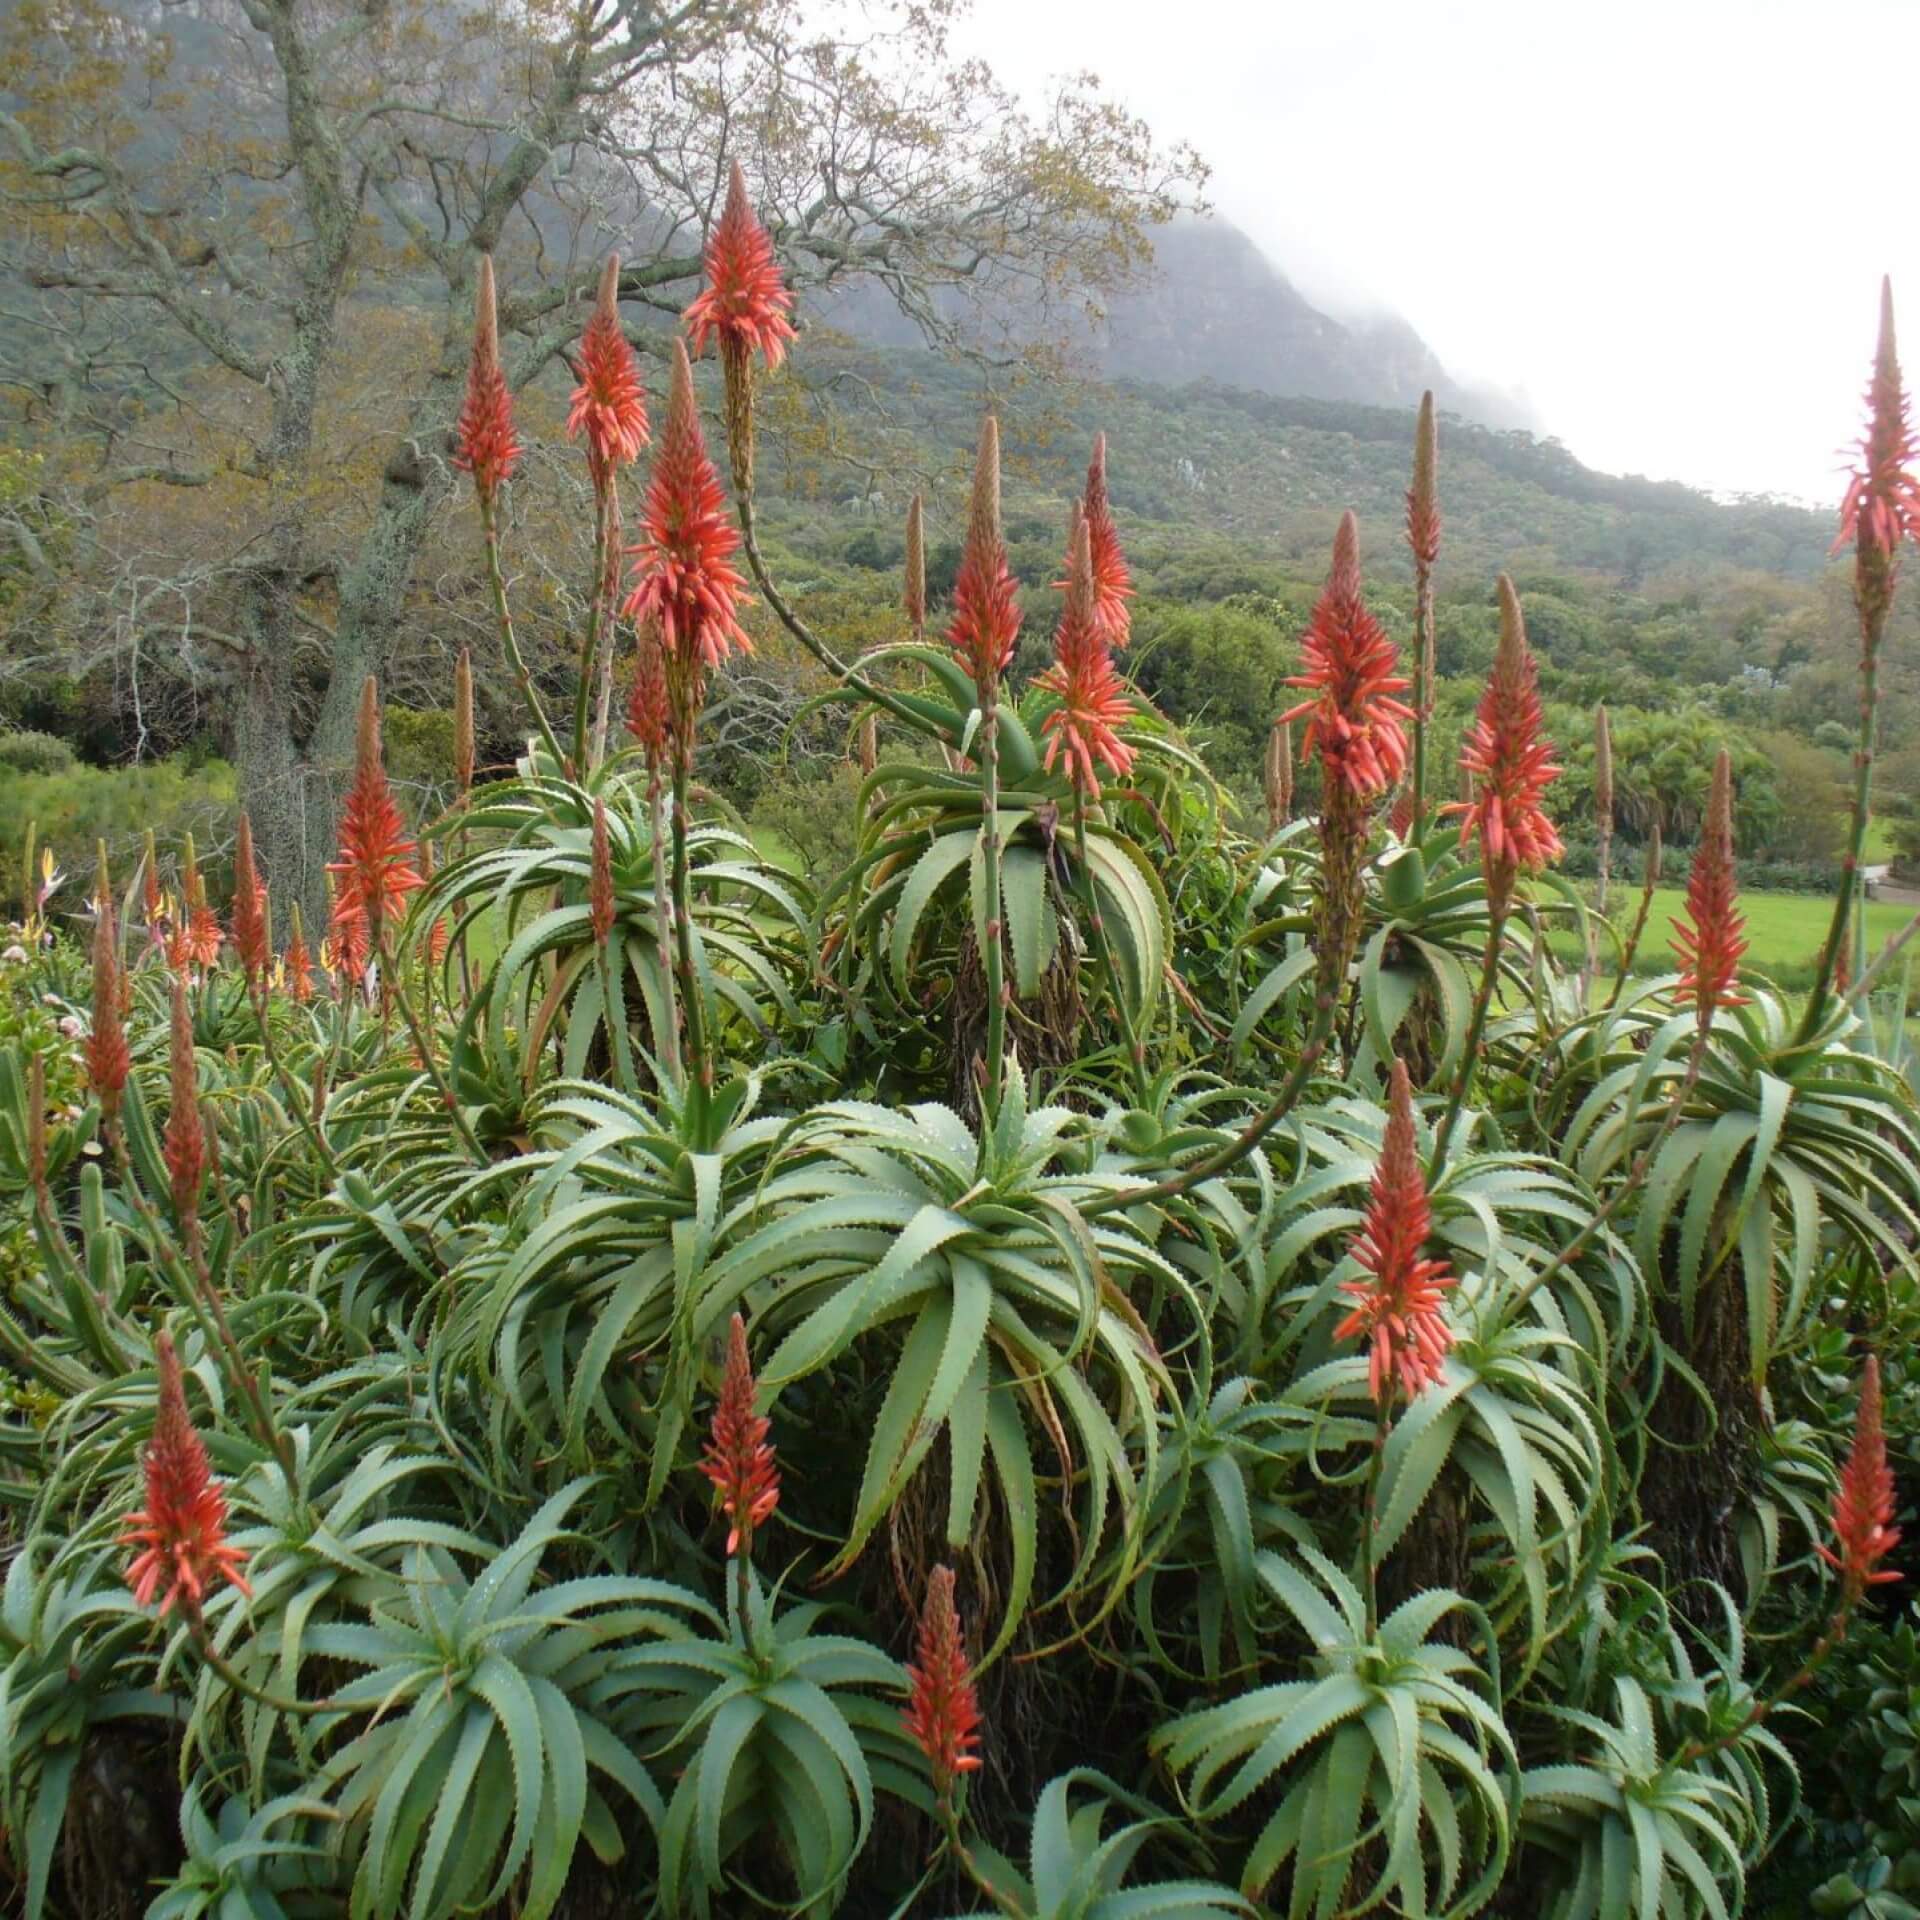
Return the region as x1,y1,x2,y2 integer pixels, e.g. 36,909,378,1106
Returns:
1837,277,1920,564
568,255,650,486
902,1565,983,1800
684,161,797,371
1333,1059,1456,1403
455,256,519,505
163,973,204,1223
1054,435,1132,647
625,619,672,757
326,678,423,952
947,416,1022,693
1037,516,1135,795
1449,576,1563,884
1279,513,1412,799
284,904,315,1004
121,1332,251,1619
590,796,616,946
701,1312,779,1555
1818,1355,1902,1596
1672,747,1748,1019
230,812,270,983
88,879,130,1115
622,339,752,671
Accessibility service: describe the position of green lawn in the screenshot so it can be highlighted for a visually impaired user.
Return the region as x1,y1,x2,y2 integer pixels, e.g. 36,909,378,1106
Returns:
1558,884,1918,983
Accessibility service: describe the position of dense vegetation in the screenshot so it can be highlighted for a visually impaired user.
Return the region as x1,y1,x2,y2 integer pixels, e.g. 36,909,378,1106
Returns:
3,161,1919,1920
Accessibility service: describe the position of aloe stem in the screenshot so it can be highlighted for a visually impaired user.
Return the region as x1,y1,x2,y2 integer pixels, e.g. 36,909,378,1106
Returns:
478,491,566,774
1074,801,1148,1102
1428,899,1510,1172
189,1618,336,1717
980,681,1007,1113
1360,1397,1392,1641
1409,562,1434,836
570,486,612,774
647,760,684,1087
378,927,485,1162
670,740,713,1139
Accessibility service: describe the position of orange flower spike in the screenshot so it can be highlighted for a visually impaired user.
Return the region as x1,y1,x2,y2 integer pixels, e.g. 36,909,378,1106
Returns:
284,902,315,1004
568,255,650,486
122,1332,251,1619
1068,434,1133,647
700,1312,780,1555
162,973,204,1224
684,160,797,371
1672,747,1748,1021
1406,391,1441,572
1818,1355,1903,1597
87,859,130,1116
326,678,423,951
1838,278,1920,569
1333,1059,1457,1404
589,796,616,946
455,255,519,506
1037,516,1135,795
1279,512,1413,799
902,1565,984,1804
947,416,1023,694
621,339,753,671
1451,576,1563,888
230,811,270,984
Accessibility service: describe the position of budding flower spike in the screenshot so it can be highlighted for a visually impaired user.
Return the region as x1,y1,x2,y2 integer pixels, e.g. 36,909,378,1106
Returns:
902,1565,983,1806
622,338,752,673
284,904,315,1004
947,415,1022,696
589,795,616,946
1837,277,1920,569
122,1332,251,1621
455,255,519,506
1037,515,1135,795
1672,747,1747,1022
87,854,130,1116
1449,575,1563,892
453,648,476,803
326,677,423,952
1280,511,1411,798
1334,1059,1456,1404
567,254,650,486
1054,434,1132,647
230,811,270,985
701,1312,779,1556
1818,1355,1902,1599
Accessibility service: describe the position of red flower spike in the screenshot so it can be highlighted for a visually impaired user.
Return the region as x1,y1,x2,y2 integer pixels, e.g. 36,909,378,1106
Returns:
1449,576,1564,886
1672,747,1748,1020
1279,513,1412,799
1837,278,1920,565
1333,1059,1457,1404
230,812,270,983
1037,515,1135,795
902,1565,984,1800
590,796,616,946
568,255,650,486
163,973,204,1223
947,416,1023,693
455,256,519,505
701,1313,779,1555
622,339,753,671
1818,1355,1902,1595
625,619,672,757
122,1332,251,1619
1053,435,1133,647
284,903,315,1004
88,874,130,1115
326,678,423,952
685,160,797,371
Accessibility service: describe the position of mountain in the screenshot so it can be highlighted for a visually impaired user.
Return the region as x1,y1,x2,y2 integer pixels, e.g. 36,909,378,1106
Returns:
804,214,1529,431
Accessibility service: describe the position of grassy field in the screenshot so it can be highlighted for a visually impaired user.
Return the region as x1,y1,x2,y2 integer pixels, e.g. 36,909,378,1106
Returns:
1554,883,1917,983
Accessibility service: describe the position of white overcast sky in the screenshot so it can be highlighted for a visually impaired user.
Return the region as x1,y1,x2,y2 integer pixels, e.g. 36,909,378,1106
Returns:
960,0,1916,505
